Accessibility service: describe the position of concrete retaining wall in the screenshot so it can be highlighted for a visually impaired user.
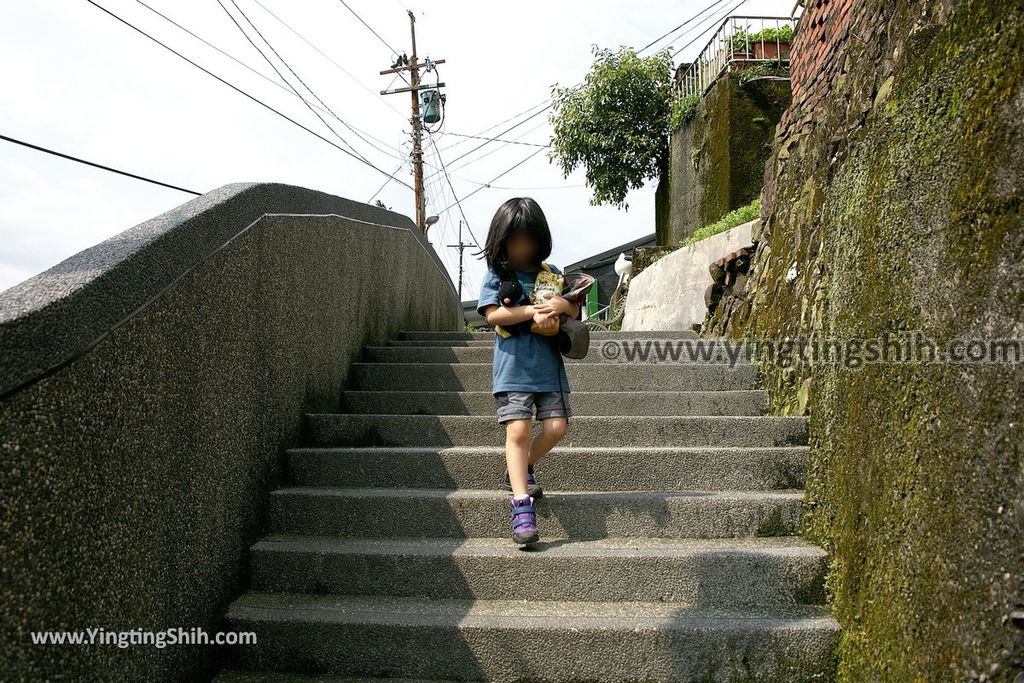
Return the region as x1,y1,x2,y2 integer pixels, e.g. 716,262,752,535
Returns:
622,220,754,331
0,183,459,680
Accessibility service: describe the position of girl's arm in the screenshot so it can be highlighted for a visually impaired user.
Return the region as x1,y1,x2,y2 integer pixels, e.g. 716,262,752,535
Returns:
482,303,540,326
533,295,579,320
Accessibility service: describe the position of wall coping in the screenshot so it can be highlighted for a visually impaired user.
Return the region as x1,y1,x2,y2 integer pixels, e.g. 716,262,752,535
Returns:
0,182,454,399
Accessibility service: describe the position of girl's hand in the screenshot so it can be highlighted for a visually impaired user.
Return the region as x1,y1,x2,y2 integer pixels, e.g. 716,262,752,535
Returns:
534,294,572,316
532,311,559,333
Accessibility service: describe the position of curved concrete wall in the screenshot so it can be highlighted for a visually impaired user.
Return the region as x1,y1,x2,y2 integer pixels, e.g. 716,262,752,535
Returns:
0,183,459,680
623,220,754,332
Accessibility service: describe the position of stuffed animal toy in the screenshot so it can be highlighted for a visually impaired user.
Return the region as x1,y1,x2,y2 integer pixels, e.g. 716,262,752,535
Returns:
529,269,565,336
493,261,528,338
497,278,524,308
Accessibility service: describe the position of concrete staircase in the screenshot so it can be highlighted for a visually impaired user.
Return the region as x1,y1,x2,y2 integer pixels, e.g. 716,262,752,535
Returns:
215,329,839,682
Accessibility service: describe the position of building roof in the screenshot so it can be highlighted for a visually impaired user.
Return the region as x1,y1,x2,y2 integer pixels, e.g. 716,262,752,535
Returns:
563,232,657,271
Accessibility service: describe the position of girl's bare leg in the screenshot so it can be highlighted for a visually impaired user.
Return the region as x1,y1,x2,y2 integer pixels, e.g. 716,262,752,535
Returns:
504,418,533,497
528,417,568,467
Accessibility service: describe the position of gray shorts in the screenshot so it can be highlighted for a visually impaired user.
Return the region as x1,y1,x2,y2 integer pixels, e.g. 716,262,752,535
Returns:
495,391,572,424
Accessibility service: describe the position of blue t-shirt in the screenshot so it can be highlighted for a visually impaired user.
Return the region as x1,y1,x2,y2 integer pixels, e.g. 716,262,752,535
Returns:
476,264,572,395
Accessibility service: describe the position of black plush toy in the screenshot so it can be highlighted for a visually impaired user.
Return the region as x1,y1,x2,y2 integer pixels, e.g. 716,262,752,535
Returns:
495,261,529,336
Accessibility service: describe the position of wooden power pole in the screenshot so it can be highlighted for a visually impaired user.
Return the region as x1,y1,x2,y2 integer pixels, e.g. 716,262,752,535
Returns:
446,220,472,301
379,11,444,232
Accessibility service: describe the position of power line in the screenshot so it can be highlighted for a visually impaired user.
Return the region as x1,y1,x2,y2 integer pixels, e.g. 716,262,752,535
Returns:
671,1,745,58
335,0,410,87
250,0,407,120
436,98,551,154
435,117,550,180
337,0,398,52
425,0,744,210
444,105,551,167
428,136,482,250
215,0,370,163
134,0,404,160
1,133,201,195
638,0,731,52
367,162,406,203
230,0,407,162
220,0,408,164
86,0,413,190
437,146,547,215
433,0,735,164
441,132,549,148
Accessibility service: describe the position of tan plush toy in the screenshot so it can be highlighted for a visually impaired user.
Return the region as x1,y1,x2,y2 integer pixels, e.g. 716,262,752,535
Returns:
529,268,565,336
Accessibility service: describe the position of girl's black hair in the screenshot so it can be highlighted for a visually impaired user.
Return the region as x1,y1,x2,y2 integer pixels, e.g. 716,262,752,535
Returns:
480,197,552,276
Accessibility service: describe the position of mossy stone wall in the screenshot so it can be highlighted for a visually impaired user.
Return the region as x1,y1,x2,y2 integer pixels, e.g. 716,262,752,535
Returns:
666,74,790,245
709,0,1024,679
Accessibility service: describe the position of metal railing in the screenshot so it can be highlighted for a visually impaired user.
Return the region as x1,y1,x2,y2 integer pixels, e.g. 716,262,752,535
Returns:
675,16,796,99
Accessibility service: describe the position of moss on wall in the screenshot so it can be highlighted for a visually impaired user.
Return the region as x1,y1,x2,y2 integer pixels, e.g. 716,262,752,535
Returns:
667,74,790,244
712,0,1024,679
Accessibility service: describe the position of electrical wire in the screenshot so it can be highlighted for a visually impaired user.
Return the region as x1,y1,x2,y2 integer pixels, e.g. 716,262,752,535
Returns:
216,0,375,164
433,0,736,164
337,0,399,54
227,0,407,161
428,136,482,251
437,146,547,215
441,132,549,148
638,0,731,53
427,0,747,208
1,133,201,195
250,0,408,120
86,0,413,190
671,1,746,59
134,0,405,160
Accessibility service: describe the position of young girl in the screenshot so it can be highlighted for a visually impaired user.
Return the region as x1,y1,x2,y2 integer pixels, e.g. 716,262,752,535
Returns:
475,197,579,546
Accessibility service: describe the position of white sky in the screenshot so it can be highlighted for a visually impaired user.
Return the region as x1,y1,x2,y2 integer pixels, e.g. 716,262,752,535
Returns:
0,0,792,301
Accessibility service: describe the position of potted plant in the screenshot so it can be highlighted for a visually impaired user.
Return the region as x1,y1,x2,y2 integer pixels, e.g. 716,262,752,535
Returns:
749,25,794,61
729,28,755,67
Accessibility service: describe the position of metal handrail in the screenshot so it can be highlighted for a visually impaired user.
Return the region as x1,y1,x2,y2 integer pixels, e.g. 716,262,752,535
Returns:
675,15,796,99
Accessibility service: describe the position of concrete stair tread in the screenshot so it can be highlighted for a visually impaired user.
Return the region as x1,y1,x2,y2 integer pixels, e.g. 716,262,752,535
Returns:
285,444,808,492
309,413,798,421
253,533,826,557
287,444,806,454
347,362,759,392
215,672,436,683
227,590,839,629
269,486,805,539
271,486,805,499
338,390,769,416
304,414,807,448
397,330,699,340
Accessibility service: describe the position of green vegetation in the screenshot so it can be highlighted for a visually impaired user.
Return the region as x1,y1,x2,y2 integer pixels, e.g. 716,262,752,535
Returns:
549,46,674,211
669,92,700,130
730,25,794,53
681,198,760,245
738,62,791,85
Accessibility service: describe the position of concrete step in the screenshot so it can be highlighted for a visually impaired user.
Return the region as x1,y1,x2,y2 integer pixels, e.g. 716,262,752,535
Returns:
286,446,807,491
249,535,827,606
224,592,840,681
397,329,698,341
215,672,429,683
304,414,807,448
348,362,758,391
338,389,768,416
363,342,752,364
268,487,804,539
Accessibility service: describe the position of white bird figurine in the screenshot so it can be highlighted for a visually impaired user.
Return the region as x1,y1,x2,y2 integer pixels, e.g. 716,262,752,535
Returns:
614,252,632,288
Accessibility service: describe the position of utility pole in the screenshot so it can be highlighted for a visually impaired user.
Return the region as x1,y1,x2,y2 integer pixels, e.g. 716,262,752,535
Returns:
379,11,445,232
446,220,472,301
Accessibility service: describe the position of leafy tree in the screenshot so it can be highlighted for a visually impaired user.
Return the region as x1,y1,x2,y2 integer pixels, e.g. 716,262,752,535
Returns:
549,45,675,234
